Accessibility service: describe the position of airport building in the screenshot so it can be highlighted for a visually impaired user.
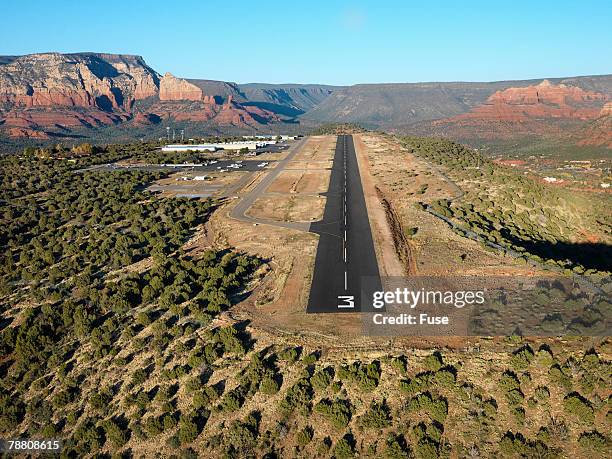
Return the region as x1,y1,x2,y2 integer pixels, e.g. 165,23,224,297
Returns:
162,140,276,152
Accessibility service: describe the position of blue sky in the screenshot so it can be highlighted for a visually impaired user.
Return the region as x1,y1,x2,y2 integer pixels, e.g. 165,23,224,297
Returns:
2,0,610,85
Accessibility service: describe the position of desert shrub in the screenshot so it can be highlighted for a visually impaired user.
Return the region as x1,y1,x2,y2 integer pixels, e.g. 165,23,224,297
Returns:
534,386,550,401
548,365,572,391
53,389,76,408
296,426,314,447
89,389,113,411
337,361,381,391
101,419,128,447
218,387,245,413
314,398,352,429
131,369,147,386
406,393,448,423
512,406,525,425
547,417,569,441
401,367,455,394
578,431,608,452
213,325,247,355
144,416,163,437
506,389,525,407
302,351,319,365
135,312,152,326
400,374,429,394
334,435,355,459
413,438,438,459
433,368,456,388
278,347,299,363
510,345,535,371
385,433,410,458
279,379,312,415
311,367,334,391
162,412,178,431
72,418,105,454
391,355,408,374
178,415,199,445
259,375,280,395
483,399,498,418
184,377,202,394
498,432,524,456
423,352,444,371
563,393,594,423
499,371,520,392
536,347,555,366
359,400,391,428
188,345,217,369
225,418,258,454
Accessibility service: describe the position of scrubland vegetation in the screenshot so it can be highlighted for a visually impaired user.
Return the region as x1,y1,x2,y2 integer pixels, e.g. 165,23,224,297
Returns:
0,142,610,457
311,123,367,135
401,136,611,277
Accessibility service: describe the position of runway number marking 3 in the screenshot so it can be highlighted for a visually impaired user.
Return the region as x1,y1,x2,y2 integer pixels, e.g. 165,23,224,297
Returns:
337,295,355,309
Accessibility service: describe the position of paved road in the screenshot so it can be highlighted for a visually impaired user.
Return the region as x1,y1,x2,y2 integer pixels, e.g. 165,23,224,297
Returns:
306,135,382,313
229,137,311,231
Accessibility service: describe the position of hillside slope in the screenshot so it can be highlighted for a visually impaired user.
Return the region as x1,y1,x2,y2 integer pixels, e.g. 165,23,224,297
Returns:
304,76,612,129
404,78,611,147
303,82,510,126
238,83,338,117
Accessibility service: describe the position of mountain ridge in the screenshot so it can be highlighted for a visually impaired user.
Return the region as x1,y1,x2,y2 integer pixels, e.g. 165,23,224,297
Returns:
0,51,610,147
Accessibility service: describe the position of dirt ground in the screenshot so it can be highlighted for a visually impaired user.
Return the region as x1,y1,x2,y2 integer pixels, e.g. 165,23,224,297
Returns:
266,170,303,193
284,160,333,170
148,171,249,197
294,170,331,193
267,170,330,194
250,150,289,161
293,135,336,161
353,135,406,278
246,195,326,222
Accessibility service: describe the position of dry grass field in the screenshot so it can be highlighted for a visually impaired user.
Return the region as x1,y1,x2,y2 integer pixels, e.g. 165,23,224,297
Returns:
247,195,326,222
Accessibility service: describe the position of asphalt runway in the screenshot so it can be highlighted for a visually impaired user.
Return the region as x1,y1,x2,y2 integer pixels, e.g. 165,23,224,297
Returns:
306,135,382,313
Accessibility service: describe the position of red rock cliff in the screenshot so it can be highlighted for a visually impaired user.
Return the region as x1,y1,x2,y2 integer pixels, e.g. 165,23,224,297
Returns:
0,53,159,111
159,73,203,101
0,52,280,138
455,80,607,122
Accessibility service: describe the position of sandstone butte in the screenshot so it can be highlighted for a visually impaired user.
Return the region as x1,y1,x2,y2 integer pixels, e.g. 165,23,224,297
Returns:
576,102,612,148
159,72,215,104
451,80,608,123
0,53,277,138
